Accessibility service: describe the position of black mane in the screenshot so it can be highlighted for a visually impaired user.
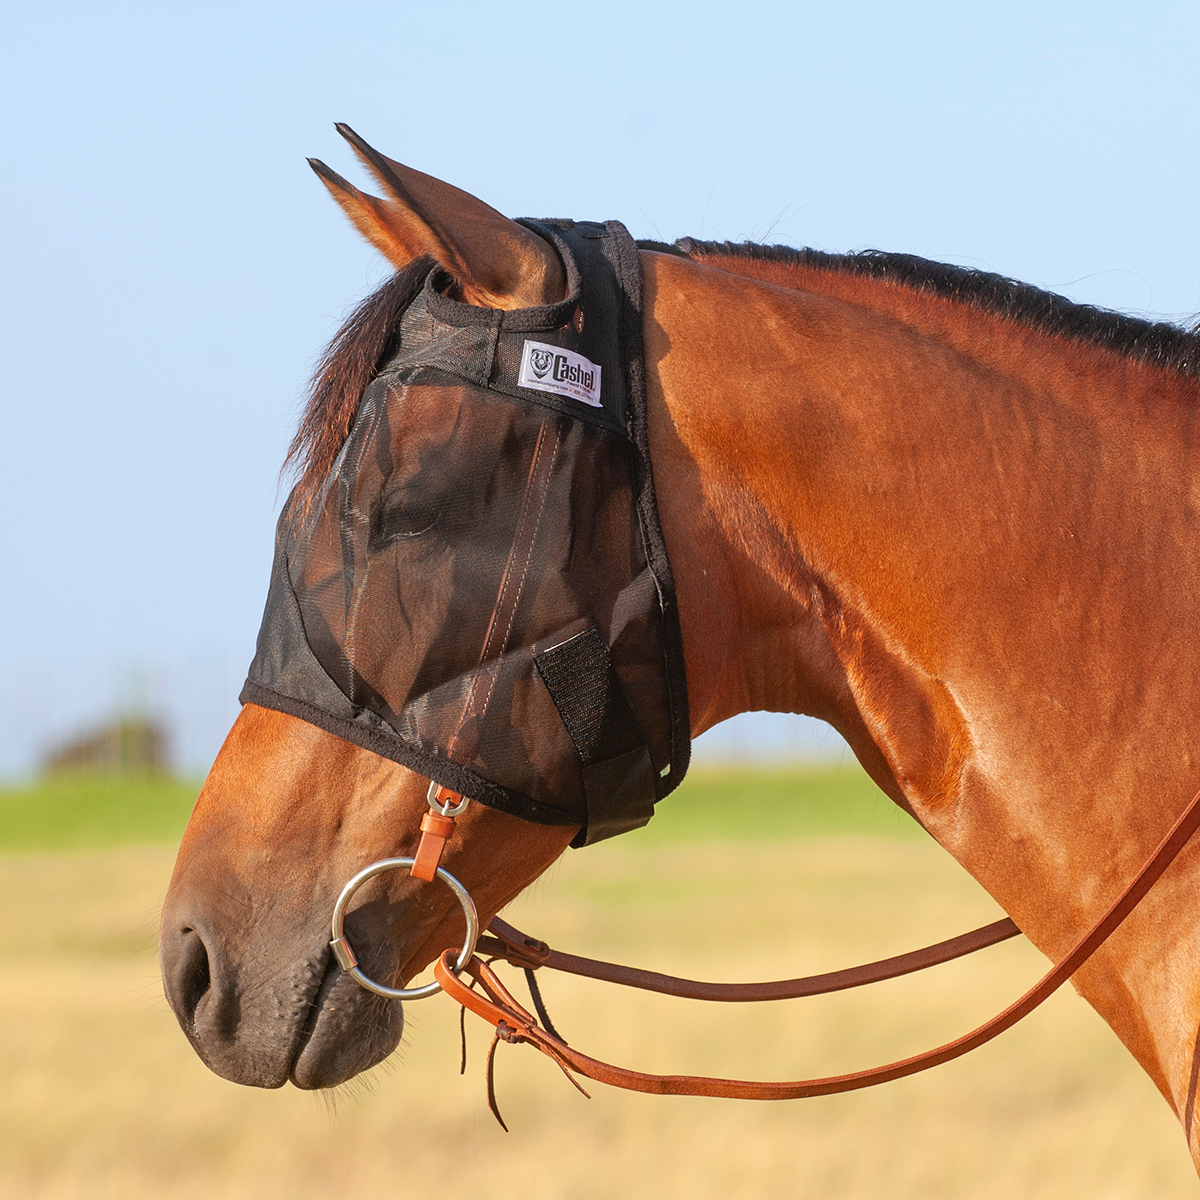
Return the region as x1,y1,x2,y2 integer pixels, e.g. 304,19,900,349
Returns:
676,239,1200,378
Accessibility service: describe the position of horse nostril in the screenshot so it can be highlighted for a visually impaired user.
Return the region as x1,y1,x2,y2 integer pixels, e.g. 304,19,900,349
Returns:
169,927,212,1029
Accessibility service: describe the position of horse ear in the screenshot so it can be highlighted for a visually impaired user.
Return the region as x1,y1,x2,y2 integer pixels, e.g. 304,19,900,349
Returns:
307,124,565,310
307,157,435,267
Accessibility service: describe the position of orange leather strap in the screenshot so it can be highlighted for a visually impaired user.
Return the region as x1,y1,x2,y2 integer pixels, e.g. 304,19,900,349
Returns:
412,810,456,882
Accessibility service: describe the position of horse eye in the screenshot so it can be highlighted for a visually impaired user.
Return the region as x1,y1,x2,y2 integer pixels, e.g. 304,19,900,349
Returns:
370,495,440,545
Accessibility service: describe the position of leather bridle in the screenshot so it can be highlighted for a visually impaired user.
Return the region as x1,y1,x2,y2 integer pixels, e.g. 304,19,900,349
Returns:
331,779,1200,1121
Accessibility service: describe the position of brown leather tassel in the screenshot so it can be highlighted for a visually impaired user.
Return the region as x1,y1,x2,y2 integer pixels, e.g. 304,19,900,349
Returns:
459,1005,468,1076
486,1028,509,1132
523,967,567,1044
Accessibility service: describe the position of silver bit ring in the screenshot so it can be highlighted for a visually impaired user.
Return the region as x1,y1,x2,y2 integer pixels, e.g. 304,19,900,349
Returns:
329,857,479,1000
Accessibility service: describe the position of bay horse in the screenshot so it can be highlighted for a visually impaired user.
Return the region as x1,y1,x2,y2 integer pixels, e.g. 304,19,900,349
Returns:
160,126,1200,1166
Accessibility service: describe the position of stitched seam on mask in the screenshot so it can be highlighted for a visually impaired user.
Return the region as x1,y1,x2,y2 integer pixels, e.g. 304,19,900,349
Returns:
472,422,563,723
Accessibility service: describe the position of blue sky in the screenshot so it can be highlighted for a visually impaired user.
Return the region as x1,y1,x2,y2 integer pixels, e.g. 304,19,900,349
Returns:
1,1,1197,773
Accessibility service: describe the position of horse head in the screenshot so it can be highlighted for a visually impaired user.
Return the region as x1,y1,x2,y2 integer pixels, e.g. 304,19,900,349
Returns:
160,125,727,1089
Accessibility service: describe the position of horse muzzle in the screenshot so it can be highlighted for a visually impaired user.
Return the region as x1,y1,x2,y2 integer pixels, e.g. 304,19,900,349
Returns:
159,878,407,1090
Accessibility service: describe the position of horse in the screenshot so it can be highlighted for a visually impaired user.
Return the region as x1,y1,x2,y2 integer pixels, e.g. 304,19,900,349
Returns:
159,125,1200,1167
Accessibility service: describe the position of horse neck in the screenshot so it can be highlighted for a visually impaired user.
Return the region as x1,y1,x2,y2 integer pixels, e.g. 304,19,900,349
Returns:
644,250,1200,1119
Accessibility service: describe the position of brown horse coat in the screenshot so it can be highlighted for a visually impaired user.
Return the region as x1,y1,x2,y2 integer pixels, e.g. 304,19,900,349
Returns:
160,129,1200,1166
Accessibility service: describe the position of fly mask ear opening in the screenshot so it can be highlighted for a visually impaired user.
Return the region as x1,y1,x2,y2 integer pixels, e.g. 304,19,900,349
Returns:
534,628,657,846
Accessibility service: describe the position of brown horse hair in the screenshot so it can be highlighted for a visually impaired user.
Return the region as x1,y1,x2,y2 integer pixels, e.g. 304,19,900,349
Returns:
678,240,1200,378
284,254,435,503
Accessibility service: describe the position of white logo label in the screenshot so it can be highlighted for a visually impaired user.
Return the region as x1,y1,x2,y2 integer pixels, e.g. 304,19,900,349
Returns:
518,340,602,408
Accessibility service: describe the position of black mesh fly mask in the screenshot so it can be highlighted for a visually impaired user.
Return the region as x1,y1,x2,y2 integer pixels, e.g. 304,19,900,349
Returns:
241,220,690,846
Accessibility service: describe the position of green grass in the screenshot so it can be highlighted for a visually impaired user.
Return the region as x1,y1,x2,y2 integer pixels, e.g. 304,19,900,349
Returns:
0,775,200,851
0,761,921,852
626,761,926,845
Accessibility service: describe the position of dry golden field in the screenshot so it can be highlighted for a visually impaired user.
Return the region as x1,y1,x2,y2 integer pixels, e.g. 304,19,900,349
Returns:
0,771,1196,1198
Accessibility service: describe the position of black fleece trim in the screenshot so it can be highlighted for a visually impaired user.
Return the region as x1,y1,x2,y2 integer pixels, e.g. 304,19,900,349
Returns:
607,220,692,799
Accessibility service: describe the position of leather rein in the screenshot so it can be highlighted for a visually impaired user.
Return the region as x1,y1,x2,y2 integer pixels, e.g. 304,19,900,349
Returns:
435,783,1200,1104
334,782,1200,1111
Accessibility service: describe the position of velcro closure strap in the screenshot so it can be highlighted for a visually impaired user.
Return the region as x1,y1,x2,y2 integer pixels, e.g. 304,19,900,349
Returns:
534,628,656,846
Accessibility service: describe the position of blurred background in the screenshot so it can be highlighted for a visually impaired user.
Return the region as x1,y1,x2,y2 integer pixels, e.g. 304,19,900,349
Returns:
2,2,1200,1196
4,0,1198,779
